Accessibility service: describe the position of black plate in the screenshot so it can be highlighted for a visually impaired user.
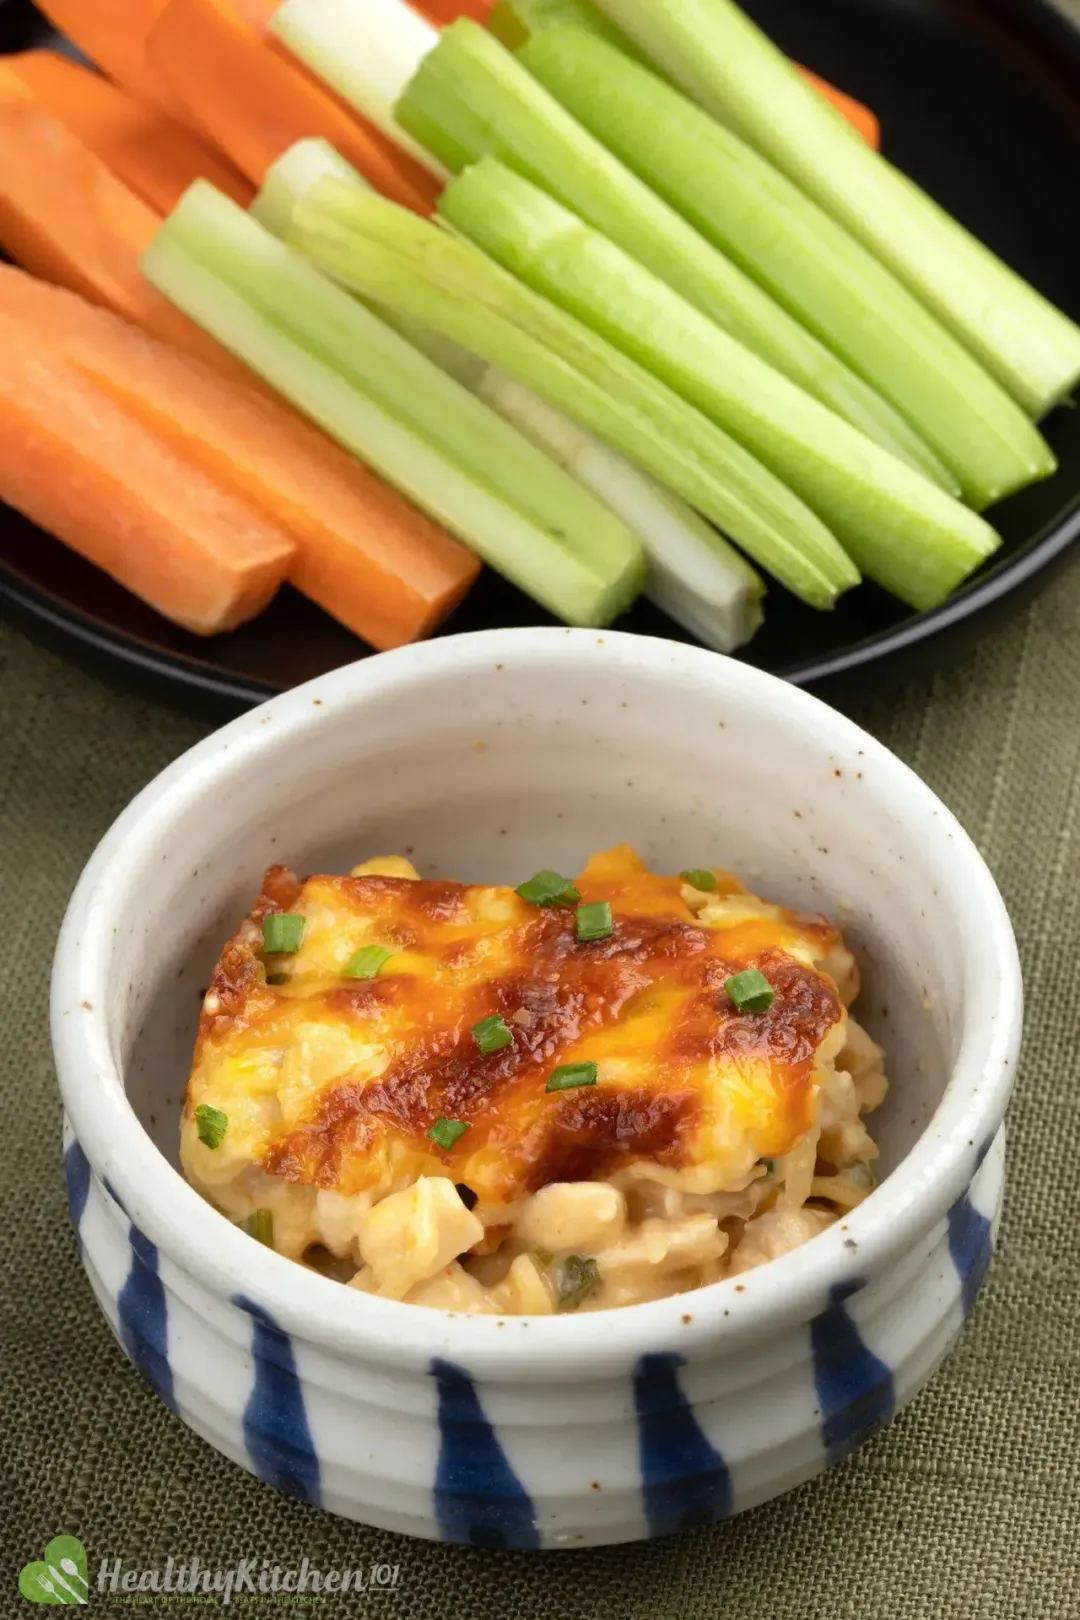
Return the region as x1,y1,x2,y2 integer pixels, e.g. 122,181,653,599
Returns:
2,0,1080,715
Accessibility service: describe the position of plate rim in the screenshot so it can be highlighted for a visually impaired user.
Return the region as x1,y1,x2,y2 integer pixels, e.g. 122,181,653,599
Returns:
3,494,1078,707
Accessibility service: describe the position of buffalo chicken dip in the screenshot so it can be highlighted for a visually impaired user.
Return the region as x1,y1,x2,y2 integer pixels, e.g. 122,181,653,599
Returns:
181,844,887,1313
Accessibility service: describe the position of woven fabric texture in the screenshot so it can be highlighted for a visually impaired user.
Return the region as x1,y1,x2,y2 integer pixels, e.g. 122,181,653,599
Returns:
2,577,1079,1618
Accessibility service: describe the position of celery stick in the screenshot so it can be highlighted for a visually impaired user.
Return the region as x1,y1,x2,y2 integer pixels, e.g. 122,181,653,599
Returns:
591,0,1080,418
488,0,639,57
288,177,859,606
269,0,446,177
477,371,764,651
440,158,1001,610
142,186,644,625
252,144,764,649
519,28,1055,511
393,323,766,650
250,138,359,240
394,18,952,488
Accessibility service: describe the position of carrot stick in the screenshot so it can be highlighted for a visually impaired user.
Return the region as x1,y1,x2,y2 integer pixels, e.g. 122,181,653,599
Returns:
0,85,258,380
5,52,253,212
419,0,497,22
146,0,441,212
0,267,480,647
796,66,880,149
0,314,295,634
32,0,182,114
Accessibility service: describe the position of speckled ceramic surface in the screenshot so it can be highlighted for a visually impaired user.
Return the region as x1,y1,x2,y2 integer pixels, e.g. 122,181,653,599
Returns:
51,629,1022,1546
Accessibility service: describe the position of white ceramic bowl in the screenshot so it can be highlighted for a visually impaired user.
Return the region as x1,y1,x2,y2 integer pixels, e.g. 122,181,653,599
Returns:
52,628,1021,1548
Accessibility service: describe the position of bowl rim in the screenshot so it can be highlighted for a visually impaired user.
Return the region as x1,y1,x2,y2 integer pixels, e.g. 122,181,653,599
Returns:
51,628,1023,1379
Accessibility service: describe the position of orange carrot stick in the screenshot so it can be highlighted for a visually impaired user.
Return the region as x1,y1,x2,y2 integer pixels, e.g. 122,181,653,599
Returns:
419,0,496,22
796,66,880,149
0,87,258,379
0,268,480,648
32,0,182,114
5,52,253,212
146,0,441,212
0,316,295,634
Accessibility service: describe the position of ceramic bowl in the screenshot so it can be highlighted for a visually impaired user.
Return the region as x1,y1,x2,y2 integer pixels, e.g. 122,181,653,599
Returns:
51,628,1022,1548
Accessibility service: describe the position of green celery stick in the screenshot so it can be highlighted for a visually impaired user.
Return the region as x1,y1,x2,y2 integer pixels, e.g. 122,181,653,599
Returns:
518,27,1056,510
393,19,953,489
287,175,859,606
253,141,764,650
439,158,1001,610
141,184,644,625
488,0,639,56
590,0,1080,417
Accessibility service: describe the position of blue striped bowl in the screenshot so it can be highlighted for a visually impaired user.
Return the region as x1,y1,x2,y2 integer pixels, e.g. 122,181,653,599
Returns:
52,629,1021,1546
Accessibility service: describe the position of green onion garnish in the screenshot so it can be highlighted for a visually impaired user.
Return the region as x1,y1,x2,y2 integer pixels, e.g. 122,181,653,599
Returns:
343,944,394,980
515,869,580,908
262,913,305,954
242,1209,274,1247
546,1061,598,1093
556,1254,601,1309
194,1103,228,1149
681,869,718,892
428,1117,470,1150
725,968,775,1013
472,1014,515,1054
575,900,613,942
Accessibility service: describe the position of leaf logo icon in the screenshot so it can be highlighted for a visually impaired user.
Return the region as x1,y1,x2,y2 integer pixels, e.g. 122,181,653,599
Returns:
18,1537,89,1605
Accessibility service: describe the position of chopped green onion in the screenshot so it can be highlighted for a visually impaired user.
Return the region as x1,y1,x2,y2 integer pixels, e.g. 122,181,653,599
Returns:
428,1116,470,1149
725,968,775,1013
262,913,305,954
194,1103,228,1150
472,1013,515,1054
242,1209,275,1247
556,1253,601,1307
576,900,613,941
516,869,580,907
680,868,717,892
546,1060,598,1092
343,943,395,979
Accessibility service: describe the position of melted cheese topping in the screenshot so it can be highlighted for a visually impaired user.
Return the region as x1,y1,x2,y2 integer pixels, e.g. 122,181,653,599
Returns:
183,846,853,1216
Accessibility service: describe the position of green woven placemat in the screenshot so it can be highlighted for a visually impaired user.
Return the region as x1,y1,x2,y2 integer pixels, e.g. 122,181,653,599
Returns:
3,577,1079,1619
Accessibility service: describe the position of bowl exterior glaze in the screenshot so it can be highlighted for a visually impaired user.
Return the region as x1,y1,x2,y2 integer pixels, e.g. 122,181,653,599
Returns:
52,629,1021,1547
61,1120,1003,1546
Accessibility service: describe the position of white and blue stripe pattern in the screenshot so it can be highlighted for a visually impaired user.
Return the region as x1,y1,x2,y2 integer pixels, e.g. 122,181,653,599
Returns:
61,1125,1004,1548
